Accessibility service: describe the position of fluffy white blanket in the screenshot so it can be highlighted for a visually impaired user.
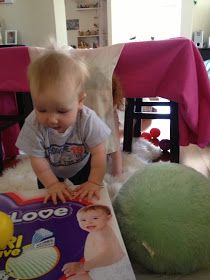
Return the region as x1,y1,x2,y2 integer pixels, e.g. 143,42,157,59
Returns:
0,139,161,201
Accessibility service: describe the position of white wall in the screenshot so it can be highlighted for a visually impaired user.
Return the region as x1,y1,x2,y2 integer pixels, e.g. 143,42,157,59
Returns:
107,0,112,45
192,0,210,46
0,0,67,47
53,0,68,47
108,0,209,45
109,0,183,45
180,0,193,39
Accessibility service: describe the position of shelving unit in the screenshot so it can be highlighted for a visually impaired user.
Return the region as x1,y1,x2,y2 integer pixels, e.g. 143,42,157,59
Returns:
65,0,107,49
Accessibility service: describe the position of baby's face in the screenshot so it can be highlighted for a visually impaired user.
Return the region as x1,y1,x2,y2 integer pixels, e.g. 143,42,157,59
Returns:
77,209,111,232
33,83,84,133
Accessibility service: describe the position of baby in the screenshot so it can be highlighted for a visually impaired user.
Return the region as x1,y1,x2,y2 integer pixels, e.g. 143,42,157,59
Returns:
16,49,111,204
62,204,135,280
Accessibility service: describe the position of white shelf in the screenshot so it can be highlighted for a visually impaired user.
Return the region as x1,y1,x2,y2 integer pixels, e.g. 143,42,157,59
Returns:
77,35,99,38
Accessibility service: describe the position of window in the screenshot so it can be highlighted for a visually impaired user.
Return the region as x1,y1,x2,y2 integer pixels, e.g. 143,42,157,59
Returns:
111,0,181,44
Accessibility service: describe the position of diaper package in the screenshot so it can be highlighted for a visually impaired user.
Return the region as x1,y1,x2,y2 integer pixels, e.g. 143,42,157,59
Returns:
0,189,136,280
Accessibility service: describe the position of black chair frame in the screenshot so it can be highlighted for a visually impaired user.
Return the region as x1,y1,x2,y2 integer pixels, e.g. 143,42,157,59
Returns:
123,98,179,163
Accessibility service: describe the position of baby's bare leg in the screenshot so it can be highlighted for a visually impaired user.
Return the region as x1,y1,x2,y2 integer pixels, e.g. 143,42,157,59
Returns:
110,150,123,176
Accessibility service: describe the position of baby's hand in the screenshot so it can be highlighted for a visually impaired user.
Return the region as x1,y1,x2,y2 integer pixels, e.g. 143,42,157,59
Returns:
74,181,102,200
62,262,85,276
44,182,73,204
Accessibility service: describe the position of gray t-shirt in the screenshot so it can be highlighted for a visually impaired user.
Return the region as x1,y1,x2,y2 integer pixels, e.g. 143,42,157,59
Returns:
16,106,111,178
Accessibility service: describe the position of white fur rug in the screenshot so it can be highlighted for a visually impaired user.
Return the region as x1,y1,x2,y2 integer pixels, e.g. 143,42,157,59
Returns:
0,139,161,201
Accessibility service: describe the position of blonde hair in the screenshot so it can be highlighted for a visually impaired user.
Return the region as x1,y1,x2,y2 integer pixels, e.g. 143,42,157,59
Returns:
77,204,111,216
28,49,89,99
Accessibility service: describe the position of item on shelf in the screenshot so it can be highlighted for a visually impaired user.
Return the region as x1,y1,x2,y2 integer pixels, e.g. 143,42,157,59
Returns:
90,30,97,35
93,41,98,48
93,23,99,32
92,2,99,8
78,29,98,37
84,29,91,36
78,40,90,49
85,30,91,36
77,1,98,9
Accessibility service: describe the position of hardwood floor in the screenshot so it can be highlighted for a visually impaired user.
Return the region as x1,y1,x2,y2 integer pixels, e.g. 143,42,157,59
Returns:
180,144,210,179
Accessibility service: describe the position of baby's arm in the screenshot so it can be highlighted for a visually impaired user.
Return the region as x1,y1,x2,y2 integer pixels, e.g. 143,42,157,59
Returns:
74,143,106,200
30,157,73,204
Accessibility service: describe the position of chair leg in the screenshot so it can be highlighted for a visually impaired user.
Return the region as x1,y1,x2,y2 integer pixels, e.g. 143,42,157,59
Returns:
123,98,134,153
170,101,179,163
134,119,141,137
133,98,142,137
16,92,33,128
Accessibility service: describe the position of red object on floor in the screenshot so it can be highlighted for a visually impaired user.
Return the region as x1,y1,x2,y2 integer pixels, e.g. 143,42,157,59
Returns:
150,128,161,138
159,139,170,151
141,132,152,140
150,138,160,146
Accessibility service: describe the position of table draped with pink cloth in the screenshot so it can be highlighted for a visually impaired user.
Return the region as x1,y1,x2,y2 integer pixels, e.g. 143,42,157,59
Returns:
114,38,210,148
0,38,209,159
0,46,30,159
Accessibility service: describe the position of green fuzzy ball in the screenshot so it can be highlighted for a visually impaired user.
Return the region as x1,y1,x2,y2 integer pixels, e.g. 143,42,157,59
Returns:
113,163,210,274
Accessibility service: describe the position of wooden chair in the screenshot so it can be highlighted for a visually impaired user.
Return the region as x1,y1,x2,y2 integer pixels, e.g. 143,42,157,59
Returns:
123,97,179,163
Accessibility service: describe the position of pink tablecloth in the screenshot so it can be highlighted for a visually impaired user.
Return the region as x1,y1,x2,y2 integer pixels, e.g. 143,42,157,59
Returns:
114,38,210,147
0,39,209,159
0,46,30,159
